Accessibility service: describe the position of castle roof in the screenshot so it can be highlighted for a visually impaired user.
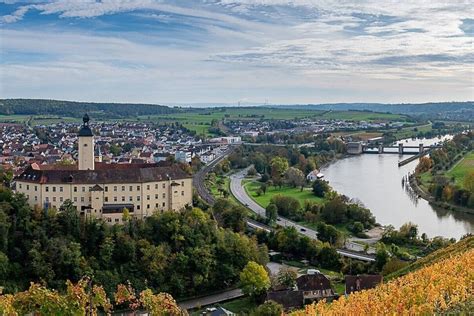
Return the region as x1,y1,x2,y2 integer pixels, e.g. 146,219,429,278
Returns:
15,161,191,185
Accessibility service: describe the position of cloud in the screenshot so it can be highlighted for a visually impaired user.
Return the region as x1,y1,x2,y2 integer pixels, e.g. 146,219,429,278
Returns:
0,0,473,103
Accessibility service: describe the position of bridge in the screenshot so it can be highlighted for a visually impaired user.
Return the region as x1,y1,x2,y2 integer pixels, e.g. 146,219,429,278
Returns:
362,143,442,155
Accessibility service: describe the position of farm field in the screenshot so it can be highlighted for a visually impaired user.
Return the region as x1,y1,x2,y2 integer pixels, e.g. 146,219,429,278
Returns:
243,180,325,208
319,110,405,121
447,151,474,188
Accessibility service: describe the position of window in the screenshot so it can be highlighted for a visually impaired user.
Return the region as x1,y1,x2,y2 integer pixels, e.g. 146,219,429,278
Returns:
114,197,118,202
155,194,158,199
60,197,63,202
122,186,125,191
74,186,77,192
122,196,125,202
129,186,133,191
162,202,165,207
137,196,140,201
105,186,108,192
52,186,56,192
53,197,56,202
89,197,91,202
115,218,119,223
146,185,150,190
147,204,150,209
129,196,133,202
34,196,38,201
137,186,140,191
114,186,117,192
82,187,85,192
81,197,85,202
137,205,140,210
35,186,38,192
181,191,185,196
162,193,166,199
155,184,158,189
181,181,184,186
59,186,63,192
26,184,29,190
74,197,77,202
45,197,49,202
105,197,108,202
162,183,166,189
155,203,158,208
45,186,49,192
19,184,22,189
147,195,150,200
107,218,111,223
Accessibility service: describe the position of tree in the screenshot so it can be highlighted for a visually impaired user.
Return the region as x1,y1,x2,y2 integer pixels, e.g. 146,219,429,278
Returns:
276,267,297,289
312,179,330,198
464,171,474,194
260,183,268,195
251,300,283,316
109,144,122,156
375,243,390,271
265,204,278,224
270,195,301,219
415,156,433,174
284,167,305,190
270,157,289,187
239,261,271,300
316,222,341,246
321,196,347,224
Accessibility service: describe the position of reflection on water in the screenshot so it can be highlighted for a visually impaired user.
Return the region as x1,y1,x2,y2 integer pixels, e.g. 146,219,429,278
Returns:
323,136,474,239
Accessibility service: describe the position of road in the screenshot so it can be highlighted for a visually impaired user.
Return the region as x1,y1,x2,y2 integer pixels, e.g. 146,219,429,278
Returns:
230,167,376,262
178,288,243,310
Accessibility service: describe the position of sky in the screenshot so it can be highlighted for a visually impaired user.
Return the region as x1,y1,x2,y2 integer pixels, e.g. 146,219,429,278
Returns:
1,0,473,105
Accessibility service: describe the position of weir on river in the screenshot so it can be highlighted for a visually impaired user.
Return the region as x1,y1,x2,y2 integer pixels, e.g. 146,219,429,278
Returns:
323,136,473,239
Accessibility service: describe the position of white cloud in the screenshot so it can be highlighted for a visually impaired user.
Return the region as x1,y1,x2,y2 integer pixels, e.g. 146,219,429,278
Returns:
0,0,473,103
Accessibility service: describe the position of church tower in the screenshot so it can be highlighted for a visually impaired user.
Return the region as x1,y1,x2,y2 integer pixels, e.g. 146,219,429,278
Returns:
78,113,95,170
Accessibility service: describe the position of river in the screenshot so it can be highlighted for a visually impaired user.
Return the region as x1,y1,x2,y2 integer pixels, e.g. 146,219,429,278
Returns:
322,136,474,239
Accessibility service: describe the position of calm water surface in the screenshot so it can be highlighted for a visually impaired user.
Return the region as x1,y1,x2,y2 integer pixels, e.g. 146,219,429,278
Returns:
322,136,474,239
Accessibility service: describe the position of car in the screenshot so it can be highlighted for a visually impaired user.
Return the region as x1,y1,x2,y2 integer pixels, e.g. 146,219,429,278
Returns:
300,228,306,232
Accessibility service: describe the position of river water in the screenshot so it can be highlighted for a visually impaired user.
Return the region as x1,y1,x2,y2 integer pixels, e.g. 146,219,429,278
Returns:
322,136,474,239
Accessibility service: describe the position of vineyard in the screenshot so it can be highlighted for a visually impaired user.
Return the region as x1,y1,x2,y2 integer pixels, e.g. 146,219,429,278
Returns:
291,236,474,315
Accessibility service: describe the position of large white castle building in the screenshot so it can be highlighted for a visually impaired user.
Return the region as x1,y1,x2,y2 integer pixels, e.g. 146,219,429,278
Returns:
14,114,193,224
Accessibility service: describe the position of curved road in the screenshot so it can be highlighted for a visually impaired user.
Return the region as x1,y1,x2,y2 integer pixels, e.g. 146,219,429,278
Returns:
230,167,375,262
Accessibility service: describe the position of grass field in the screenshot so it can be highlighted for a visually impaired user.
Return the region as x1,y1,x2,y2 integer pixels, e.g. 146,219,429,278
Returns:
393,123,433,139
243,180,325,208
447,151,474,188
320,110,405,121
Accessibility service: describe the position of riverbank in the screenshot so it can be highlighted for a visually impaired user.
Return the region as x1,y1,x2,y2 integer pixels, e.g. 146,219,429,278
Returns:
409,173,474,215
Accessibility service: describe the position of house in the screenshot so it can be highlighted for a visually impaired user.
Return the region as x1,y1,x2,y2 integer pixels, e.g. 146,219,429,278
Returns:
266,273,337,310
296,274,337,304
266,290,304,310
345,275,383,295
306,170,323,181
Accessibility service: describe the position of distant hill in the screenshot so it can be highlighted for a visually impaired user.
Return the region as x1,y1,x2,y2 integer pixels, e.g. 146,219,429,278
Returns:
270,101,474,115
0,99,178,118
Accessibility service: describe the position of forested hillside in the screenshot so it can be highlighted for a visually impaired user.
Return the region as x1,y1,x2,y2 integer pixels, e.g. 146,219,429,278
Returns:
0,99,177,118
0,185,268,298
274,102,474,115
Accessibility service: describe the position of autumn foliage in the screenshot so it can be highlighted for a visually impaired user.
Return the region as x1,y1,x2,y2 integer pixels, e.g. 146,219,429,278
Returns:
291,247,474,315
0,277,186,315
